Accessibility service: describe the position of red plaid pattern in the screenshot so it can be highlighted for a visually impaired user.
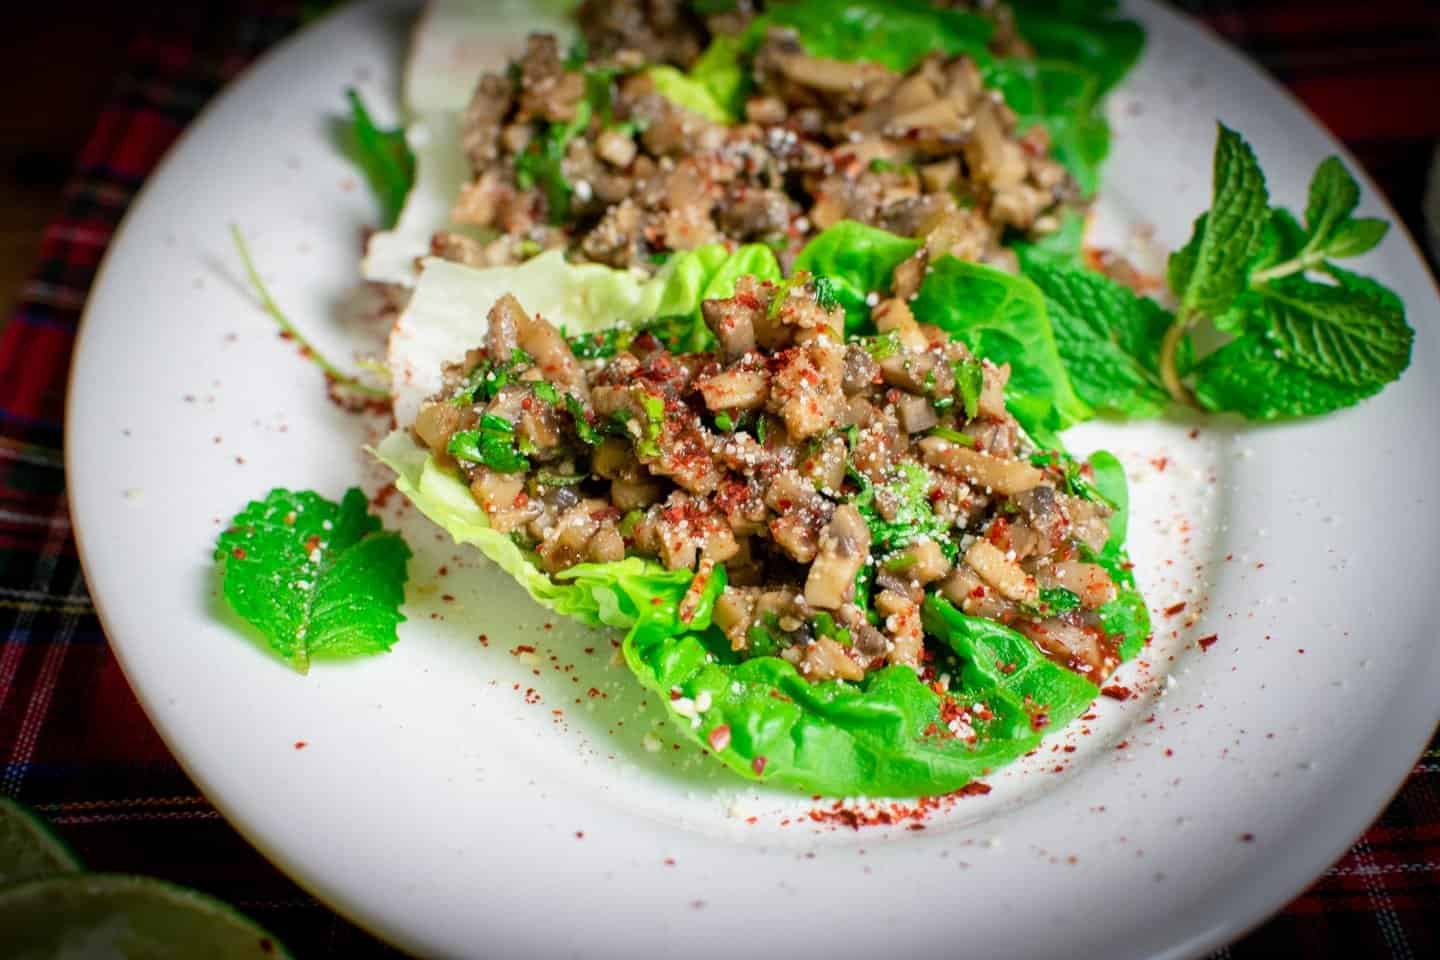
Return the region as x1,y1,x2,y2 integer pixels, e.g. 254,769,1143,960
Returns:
0,2,1434,957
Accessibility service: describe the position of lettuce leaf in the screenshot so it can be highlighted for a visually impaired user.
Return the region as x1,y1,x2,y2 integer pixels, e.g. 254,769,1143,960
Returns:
388,252,668,426
378,243,1148,797
375,432,710,631
767,0,992,72
792,220,921,335
910,256,1092,447
644,66,734,124
1007,1,1145,98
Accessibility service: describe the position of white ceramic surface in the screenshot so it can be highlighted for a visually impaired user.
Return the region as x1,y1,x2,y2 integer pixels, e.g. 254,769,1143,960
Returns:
65,2,1440,958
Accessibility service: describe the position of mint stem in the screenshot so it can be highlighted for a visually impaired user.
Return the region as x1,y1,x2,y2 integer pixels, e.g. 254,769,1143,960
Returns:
230,225,389,400
1158,310,1196,406
1250,249,1323,285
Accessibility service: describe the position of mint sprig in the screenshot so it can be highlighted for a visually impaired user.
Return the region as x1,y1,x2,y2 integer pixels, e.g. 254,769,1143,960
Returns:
1024,124,1410,421
215,489,410,673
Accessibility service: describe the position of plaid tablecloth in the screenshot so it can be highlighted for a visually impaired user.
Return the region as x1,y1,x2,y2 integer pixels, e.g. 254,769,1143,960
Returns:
1,2,1436,956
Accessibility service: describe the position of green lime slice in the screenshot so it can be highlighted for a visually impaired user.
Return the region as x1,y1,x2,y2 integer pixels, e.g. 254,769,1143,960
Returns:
0,795,82,886
0,874,291,959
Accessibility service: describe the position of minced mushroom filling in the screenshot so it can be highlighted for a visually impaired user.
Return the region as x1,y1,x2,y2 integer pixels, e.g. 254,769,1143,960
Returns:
412,275,1123,683
436,19,1073,275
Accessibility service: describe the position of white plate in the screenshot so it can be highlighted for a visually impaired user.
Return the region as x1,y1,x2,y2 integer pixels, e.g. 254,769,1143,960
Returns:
66,2,1440,957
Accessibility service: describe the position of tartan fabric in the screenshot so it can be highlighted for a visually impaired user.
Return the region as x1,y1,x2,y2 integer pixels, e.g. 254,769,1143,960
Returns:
0,2,1434,957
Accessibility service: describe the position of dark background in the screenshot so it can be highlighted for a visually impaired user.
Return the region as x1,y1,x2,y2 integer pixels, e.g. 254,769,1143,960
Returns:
1,1,1436,320
0,2,1436,957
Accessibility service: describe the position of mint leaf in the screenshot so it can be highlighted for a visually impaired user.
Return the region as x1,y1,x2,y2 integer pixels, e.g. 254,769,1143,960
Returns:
1170,124,1270,316
344,89,414,228
1256,274,1412,387
1191,336,1376,420
1303,155,1360,252
1325,217,1388,258
215,489,410,673
1026,263,1174,417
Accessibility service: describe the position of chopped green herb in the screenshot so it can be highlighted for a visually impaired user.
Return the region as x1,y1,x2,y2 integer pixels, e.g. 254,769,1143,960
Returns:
533,471,584,487
812,275,841,312
214,488,410,673
714,412,735,432
812,611,852,647
565,394,603,445
865,331,904,360
927,427,975,446
448,414,529,473
850,462,955,559
882,552,918,572
451,348,533,407
952,357,984,420
531,381,560,405
563,38,589,70
1039,587,1081,614
618,509,644,536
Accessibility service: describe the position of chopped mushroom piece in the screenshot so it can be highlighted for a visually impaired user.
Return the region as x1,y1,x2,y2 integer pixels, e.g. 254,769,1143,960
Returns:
887,538,952,584
413,271,1134,689
964,539,1038,604
801,636,865,682
919,437,1043,495
804,504,870,609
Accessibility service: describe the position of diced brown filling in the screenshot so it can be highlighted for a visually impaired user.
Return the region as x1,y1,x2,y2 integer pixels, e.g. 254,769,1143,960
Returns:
412,276,1120,683
441,20,1075,275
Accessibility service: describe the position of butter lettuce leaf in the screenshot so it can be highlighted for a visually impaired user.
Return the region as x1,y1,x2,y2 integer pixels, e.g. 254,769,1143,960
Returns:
911,256,1091,446
792,220,921,335
377,242,1149,797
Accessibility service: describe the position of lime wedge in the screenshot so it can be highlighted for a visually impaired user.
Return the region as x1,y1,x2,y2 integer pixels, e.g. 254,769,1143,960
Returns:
0,874,291,959
0,795,82,886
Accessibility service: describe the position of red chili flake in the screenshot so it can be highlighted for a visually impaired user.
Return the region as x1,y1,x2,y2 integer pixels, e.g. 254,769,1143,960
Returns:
1030,712,1050,731
478,634,489,646
510,644,536,656
908,823,926,831
663,857,676,867
293,741,307,750
1187,428,1200,439
707,725,732,751
441,594,455,603
1164,748,1174,757
752,755,768,775
543,622,553,630
1240,832,1256,843
1115,740,1129,750
1101,685,1133,701
1197,634,1218,651
260,939,275,955
1163,602,1187,617
575,831,584,839
370,483,398,509
1150,456,1169,472
956,782,991,797
231,547,246,560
